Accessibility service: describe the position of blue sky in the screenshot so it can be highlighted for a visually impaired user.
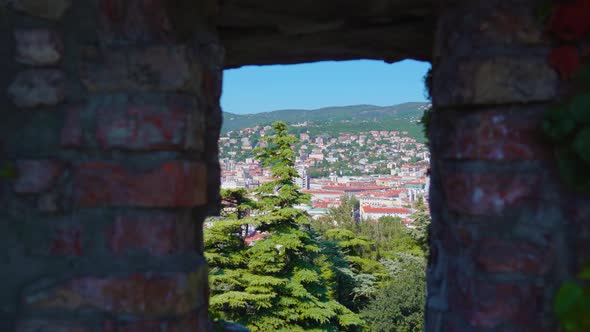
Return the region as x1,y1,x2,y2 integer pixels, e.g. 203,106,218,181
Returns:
220,59,431,114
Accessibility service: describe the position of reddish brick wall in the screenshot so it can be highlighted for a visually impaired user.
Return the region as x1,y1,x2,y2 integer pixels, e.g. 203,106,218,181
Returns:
0,0,222,330
1,0,585,331
426,1,581,331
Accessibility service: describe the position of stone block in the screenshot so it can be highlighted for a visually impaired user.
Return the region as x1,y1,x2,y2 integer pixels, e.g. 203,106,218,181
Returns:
95,96,190,150
50,227,82,256
475,239,553,275
102,309,211,332
7,0,71,20
23,269,208,317
438,108,548,160
435,57,558,107
450,275,542,329
435,0,548,57
61,95,203,151
72,161,207,207
80,45,196,92
8,69,65,108
15,29,63,65
16,319,88,332
13,160,64,194
98,0,175,44
108,213,195,256
442,171,540,216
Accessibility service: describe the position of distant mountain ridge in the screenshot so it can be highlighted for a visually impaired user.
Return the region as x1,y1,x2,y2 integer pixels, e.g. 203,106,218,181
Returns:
221,102,431,134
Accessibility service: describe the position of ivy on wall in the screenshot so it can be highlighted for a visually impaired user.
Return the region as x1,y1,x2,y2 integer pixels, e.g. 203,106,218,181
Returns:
544,0,590,192
543,1,590,331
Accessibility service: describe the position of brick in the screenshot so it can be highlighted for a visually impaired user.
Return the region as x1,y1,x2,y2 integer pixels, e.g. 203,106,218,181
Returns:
476,239,553,275
436,0,547,57
8,0,71,20
450,274,542,329
38,192,60,213
24,269,208,317
442,171,540,216
102,309,211,332
8,69,66,108
95,97,191,150
98,0,175,44
61,104,86,147
50,227,83,256
435,57,558,107
80,45,195,92
440,109,548,160
72,161,207,207
15,29,63,66
108,213,195,256
16,319,88,332
61,96,202,151
13,160,64,194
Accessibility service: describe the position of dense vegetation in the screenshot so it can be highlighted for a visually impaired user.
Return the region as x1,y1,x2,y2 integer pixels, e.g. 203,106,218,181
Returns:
206,122,430,331
222,102,430,141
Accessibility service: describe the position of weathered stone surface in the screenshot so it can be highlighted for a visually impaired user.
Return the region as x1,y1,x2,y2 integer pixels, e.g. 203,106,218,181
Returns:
98,0,175,44
435,57,558,107
13,160,64,194
218,0,434,67
37,192,60,213
15,29,63,66
435,0,548,58
442,171,540,216
8,70,65,108
7,0,71,20
108,213,195,256
72,161,207,207
80,46,196,92
24,270,208,317
50,227,82,256
438,109,548,160
95,97,190,150
60,104,85,147
102,308,211,332
450,276,542,329
476,239,553,275
16,319,88,332
61,95,203,151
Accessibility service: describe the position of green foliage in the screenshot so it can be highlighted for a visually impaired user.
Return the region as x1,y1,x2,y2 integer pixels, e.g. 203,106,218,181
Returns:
222,103,430,142
419,107,432,147
361,254,426,332
543,96,590,192
0,162,17,179
554,266,590,332
207,122,362,331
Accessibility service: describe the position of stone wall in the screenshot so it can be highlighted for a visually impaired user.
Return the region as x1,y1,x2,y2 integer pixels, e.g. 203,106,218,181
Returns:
1,0,587,331
427,0,583,330
0,0,223,330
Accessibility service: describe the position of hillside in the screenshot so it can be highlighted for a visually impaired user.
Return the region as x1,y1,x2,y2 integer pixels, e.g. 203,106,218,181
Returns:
221,102,431,138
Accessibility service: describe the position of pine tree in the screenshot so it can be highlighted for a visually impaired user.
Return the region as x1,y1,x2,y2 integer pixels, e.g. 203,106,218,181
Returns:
207,122,363,331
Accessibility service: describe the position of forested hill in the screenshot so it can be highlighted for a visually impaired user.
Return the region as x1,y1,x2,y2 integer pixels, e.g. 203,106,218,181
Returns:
221,102,431,137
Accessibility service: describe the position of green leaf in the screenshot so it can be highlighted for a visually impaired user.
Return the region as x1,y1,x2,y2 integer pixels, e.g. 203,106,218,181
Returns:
578,266,590,280
536,0,553,22
0,162,17,179
544,105,577,142
556,148,590,191
571,94,590,124
573,65,590,91
573,128,590,163
554,281,585,316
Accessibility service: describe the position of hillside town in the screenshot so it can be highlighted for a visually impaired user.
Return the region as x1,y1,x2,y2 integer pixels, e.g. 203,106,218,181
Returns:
219,124,430,223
